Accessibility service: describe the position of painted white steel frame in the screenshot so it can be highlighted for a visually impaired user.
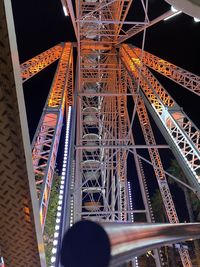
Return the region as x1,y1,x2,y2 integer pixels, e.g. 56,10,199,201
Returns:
74,52,130,222
120,45,200,266
74,0,133,224
116,9,178,44
121,44,200,195
133,47,200,96
20,43,63,82
31,43,73,230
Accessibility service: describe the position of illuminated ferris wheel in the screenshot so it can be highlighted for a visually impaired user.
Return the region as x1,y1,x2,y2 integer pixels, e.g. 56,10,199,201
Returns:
0,0,200,266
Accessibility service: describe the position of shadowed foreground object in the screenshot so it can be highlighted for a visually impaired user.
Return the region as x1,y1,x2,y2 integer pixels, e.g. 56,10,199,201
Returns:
60,220,111,267
61,220,200,267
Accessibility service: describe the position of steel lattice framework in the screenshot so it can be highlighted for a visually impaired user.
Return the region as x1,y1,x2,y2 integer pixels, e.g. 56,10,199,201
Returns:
20,43,64,82
31,43,73,229
121,44,200,193
133,47,200,96
73,0,133,225
1,0,200,266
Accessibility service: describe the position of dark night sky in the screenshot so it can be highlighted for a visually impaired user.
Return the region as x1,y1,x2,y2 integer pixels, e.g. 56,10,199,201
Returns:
11,0,200,219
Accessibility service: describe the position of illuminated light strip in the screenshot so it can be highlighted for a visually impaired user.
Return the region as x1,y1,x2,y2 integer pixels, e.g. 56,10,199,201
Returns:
128,182,134,223
194,17,200,22
69,176,74,227
50,106,72,266
63,6,68,16
164,10,182,21
128,182,139,267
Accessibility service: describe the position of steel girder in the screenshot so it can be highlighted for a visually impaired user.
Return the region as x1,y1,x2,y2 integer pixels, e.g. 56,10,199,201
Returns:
74,49,129,222
133,47,200,96
31,43,73,230
74,0,133,224
134,92,191,265
125,95,163,265
20,43,63,82
120,45,200,267
116,9,179,45
77,0,132,47
121,44,200,197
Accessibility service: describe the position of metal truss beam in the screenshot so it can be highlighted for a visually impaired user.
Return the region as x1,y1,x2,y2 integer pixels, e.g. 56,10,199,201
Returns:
121,48,196,266
133,47,200,96
136,96,192,266
121,44,200,199
74,0,134,225
77,19,148,25
20,43,63,82
133,152,196,192
125,95,163,266
116,9,178,45
74,49,130,222
79,0,119,21
32,43,73,230
78,0,132,46
76,145,169,149
74,0,133,224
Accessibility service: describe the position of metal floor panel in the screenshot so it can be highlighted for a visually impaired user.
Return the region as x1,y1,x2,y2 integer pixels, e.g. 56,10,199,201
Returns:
0,1,45,266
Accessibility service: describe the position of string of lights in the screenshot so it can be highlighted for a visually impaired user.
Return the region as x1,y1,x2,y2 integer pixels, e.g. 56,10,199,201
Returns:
50,106,72,267
128,181,139,267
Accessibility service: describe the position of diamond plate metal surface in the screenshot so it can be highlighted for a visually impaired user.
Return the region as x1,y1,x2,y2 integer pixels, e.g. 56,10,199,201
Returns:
0,1,45,266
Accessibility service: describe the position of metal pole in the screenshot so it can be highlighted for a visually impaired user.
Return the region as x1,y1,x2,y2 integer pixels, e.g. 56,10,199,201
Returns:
76,145,169,149
60,220,200,267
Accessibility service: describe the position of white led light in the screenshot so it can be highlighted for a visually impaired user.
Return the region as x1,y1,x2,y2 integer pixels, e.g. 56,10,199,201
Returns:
55,225,60,231
57,206,62,211
53,239,58,246
63,6,68,16
52,247,57,254
51,256,56,263
171,6,178,12
56,218,60,224
194,17,200,22
54,232,59,238
49,107,72,267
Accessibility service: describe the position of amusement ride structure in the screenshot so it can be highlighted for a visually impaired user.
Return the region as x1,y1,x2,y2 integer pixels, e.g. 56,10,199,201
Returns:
0,0,200,266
